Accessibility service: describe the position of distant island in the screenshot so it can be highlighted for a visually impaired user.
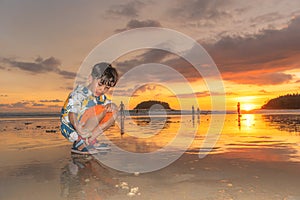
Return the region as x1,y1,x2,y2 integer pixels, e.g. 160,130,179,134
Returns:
261,93,300,109
134,100,172,110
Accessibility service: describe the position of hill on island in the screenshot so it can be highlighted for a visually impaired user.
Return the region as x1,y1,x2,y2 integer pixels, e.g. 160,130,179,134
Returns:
261,93,300,109
134,100,172,110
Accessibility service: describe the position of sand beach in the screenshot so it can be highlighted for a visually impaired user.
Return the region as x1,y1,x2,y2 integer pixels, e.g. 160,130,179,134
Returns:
1,113,300,200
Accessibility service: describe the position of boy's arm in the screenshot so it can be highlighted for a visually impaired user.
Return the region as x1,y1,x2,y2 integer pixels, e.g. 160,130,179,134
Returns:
89,113,117,141
68,112,91,138
104,102,118,112
102,95,117,112
68,112,80,130
88,104,118,141
67,87,91,138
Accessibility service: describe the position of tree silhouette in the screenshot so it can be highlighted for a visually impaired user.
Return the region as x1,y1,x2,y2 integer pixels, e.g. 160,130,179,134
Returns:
261,93,300,109
134,100,172,110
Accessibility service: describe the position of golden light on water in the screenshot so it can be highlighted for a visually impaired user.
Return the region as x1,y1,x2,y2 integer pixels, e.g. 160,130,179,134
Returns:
109,113,300,163
245,114,255,127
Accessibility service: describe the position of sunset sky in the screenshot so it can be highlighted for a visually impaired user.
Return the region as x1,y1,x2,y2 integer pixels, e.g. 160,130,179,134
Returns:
0,0,300,112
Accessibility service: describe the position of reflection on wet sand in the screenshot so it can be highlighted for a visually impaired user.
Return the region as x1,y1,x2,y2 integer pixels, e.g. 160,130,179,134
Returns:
262,115,300,134
110,115,187,153
60,154,141,199
235,114,255,131
130,116,170,129
59,152,300,200
1,113,300,199
237,114,241,130
113,114,300,162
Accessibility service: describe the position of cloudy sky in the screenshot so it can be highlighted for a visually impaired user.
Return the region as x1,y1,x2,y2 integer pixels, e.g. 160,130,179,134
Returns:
0,0,300,112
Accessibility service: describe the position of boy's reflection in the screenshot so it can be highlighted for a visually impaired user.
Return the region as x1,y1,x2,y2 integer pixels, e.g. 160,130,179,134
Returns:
60,154,119,199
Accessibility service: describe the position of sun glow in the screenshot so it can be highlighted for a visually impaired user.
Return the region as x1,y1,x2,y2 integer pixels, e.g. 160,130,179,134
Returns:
243,104,256,111
236,96,259,111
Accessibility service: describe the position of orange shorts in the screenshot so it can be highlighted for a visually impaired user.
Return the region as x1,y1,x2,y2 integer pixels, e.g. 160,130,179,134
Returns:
80,105,113,125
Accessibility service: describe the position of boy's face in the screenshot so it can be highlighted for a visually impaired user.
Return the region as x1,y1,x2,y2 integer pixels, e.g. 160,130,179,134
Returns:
90,78,110,96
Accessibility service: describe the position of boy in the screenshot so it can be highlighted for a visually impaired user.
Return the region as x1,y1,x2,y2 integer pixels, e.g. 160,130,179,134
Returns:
60,62,118,154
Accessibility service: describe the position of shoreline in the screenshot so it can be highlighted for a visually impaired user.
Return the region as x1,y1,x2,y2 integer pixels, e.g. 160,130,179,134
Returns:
1,109,300,119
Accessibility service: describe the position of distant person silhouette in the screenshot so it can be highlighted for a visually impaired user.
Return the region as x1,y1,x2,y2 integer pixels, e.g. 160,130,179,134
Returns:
237,102,241,115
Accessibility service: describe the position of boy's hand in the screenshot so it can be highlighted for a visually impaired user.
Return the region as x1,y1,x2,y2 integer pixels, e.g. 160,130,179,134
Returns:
105,103,118,113
76,123,92,138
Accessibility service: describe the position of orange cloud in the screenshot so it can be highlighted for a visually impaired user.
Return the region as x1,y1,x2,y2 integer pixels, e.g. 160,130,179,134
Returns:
113,16,300,86
204,16,300,85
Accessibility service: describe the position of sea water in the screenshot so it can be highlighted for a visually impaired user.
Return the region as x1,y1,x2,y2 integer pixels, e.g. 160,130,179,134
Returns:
1,111,300,162
1,111,300,199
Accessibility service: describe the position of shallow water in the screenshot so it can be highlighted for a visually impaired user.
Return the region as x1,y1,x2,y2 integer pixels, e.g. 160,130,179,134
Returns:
1,113,300,162
0,117,68,152
113,114,299,162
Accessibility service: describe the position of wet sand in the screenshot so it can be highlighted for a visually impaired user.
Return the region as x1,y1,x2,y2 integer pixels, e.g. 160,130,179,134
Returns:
1,144,300,200
1,114,300,199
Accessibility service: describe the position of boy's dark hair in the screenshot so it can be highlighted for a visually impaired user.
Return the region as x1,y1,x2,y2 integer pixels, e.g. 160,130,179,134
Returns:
91,62,118,87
